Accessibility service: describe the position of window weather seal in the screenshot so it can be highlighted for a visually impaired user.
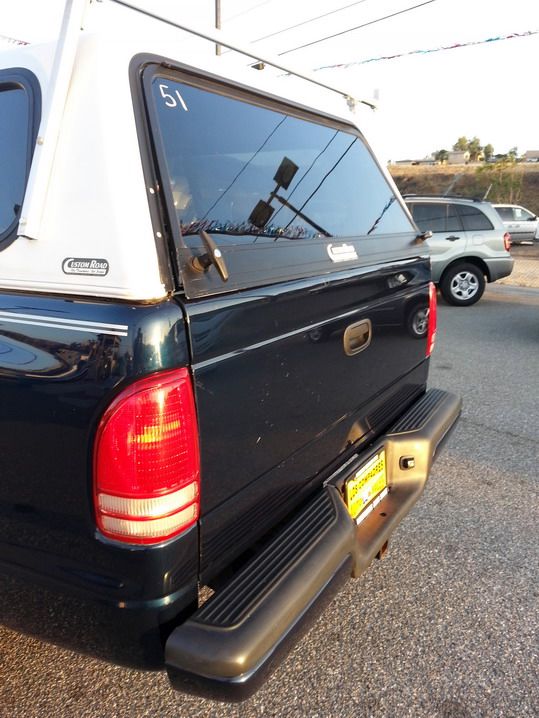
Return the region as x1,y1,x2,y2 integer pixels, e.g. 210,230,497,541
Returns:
0,68,41,251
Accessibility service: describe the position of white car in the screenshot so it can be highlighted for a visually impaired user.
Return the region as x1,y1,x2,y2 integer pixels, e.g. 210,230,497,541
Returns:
492,204,539,244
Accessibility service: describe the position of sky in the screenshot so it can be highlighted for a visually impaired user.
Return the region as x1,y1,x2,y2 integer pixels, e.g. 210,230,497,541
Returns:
2,0,538,162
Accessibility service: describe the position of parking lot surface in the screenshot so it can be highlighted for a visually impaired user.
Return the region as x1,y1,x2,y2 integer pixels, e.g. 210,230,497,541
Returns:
1,283,538,718
500,243,539,288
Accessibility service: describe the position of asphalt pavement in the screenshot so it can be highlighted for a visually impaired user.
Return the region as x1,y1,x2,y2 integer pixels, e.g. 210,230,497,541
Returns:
1,283,538,718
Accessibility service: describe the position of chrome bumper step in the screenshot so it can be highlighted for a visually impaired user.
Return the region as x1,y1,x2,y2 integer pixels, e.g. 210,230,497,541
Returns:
165,388,461,700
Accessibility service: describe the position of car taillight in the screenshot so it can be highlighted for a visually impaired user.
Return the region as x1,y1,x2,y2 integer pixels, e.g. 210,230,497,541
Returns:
503,232,512,251
94,368,200,545
426,282,437,357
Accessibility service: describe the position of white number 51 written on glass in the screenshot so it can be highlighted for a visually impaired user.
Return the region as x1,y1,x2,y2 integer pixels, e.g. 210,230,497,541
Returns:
158,84,189,111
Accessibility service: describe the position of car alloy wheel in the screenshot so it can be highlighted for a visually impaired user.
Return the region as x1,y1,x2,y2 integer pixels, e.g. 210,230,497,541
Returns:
409,307,429,338
440,262,486,306
451,271,479,300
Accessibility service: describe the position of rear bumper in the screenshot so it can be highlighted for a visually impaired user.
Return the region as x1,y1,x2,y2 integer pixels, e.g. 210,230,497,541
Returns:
486,256,514,282
165,388,461,700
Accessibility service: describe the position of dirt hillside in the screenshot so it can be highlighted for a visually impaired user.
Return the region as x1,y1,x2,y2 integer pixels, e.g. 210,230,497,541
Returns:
389,163,539,215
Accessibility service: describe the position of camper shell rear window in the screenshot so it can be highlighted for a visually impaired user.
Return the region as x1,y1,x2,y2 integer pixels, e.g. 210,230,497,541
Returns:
142,65,415,297
0,69,41,249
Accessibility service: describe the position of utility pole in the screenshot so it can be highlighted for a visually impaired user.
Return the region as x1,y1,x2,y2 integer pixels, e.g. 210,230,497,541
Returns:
215,0,221,55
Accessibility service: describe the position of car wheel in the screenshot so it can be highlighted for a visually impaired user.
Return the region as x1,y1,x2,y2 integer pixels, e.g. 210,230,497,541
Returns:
407,305,429,338
440,263,485,306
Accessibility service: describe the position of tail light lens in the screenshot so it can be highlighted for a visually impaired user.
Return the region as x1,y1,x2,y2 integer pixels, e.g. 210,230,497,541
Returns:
426,282,437,357
503,232,512,251
94,368,200,545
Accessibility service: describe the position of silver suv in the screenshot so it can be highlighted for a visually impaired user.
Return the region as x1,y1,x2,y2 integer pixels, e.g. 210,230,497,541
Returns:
405,196,513,306
492,204,539,244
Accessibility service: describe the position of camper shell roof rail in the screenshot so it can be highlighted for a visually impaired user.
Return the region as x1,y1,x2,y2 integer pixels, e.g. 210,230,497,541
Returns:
111,0,376,112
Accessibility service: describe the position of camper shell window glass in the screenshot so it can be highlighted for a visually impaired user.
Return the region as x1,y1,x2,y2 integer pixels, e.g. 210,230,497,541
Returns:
0,69,40,250
0,87,28,238
149,76,413,242
142,66,415,297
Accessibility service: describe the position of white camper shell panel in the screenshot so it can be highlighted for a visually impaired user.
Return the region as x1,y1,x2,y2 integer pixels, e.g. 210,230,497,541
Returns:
0,0,367,301
0,36,163,301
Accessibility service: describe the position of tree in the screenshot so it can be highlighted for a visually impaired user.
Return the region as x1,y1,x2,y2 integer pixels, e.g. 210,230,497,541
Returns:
453,136,468,151
450,136,495,162
434,149,448,163
468,136,482,162
483,143,494,161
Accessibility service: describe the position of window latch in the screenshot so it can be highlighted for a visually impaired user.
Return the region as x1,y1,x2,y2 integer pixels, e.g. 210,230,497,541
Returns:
191,231,229,282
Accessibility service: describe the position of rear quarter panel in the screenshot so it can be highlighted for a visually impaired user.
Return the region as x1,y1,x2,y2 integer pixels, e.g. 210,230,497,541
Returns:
0,292,198,612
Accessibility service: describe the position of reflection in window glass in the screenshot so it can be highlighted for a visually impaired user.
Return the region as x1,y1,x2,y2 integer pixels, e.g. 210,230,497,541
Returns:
151,78,414,242
0,87,28,236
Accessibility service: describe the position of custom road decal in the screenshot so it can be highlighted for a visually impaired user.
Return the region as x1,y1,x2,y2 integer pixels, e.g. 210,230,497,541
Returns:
0,311,128,337
62,257,110,276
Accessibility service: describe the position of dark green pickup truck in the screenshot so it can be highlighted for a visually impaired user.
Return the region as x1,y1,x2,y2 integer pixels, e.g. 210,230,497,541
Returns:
0,0,460,700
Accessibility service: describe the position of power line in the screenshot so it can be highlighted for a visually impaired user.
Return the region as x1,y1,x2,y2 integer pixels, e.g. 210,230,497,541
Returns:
0,33,29,45
277,0,437,56
201,115,288,220
224,0,273,23
270,131,339,224
225,0,271,22
282,138,358,233
249,0,373,45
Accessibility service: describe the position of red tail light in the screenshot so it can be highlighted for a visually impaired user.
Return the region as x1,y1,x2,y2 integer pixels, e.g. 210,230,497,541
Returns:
94,368,200,545
426,282,437,357
503,232,512,251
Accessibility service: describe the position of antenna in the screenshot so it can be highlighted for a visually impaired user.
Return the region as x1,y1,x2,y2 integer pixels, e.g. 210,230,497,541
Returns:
443,173,463,196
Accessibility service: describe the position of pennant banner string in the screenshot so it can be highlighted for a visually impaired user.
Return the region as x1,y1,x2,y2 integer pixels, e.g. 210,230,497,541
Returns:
0,34,29,46
313,30,538,71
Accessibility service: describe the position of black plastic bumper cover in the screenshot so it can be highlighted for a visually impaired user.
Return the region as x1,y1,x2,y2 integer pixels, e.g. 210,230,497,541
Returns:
165,388,461,700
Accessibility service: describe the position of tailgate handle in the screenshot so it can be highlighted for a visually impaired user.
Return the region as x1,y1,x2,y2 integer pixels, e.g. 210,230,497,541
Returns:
343,319,372,356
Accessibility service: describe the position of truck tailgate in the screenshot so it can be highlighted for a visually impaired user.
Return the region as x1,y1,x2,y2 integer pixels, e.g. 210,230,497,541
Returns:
179,259,430,580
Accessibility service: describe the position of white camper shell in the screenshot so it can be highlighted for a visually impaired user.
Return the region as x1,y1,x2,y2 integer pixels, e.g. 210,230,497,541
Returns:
0,0,377,302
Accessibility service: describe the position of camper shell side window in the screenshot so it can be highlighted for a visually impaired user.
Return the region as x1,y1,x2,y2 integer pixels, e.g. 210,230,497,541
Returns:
0,68,41,250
